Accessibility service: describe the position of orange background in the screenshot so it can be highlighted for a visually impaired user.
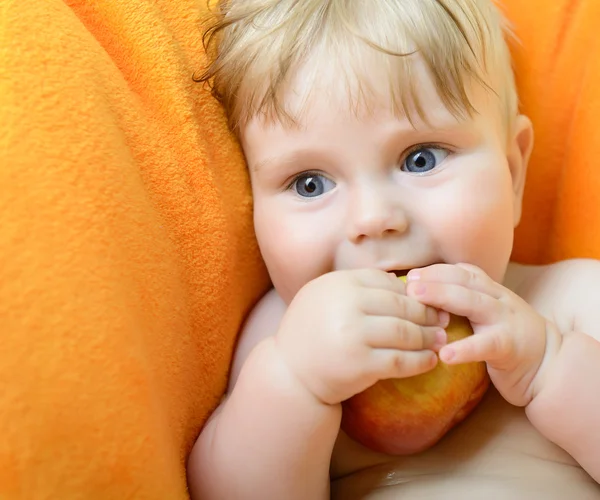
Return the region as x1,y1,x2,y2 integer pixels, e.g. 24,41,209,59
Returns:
0,0,598,498
507,1,600,263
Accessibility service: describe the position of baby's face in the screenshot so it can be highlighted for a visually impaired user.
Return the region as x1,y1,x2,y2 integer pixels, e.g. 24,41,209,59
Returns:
241,60,531,304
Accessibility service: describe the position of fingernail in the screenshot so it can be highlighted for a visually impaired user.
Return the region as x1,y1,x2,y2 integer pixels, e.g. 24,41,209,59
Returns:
441,346,455,362
407,269,421,281
430,351,439,367
433,329,447,350
438,310,450,328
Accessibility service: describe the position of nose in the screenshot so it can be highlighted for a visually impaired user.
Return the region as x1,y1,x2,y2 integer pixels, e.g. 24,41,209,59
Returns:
347,184,408,243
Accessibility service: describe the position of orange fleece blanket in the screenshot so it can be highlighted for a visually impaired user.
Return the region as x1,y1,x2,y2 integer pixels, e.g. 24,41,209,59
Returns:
505,0,600,263
0,0,270,497
0,0,598,498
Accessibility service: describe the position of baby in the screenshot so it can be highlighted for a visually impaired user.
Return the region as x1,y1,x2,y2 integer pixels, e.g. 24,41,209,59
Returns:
188,1,600,498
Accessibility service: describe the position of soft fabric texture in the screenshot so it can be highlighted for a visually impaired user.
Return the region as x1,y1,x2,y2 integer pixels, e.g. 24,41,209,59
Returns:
0,0,269,498
503,0,600,263
0,0,598,498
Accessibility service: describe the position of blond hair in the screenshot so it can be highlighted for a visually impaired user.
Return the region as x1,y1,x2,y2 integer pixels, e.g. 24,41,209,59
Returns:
197,0,519,132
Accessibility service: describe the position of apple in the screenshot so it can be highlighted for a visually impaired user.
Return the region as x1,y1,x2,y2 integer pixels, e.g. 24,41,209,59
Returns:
341,291,490,455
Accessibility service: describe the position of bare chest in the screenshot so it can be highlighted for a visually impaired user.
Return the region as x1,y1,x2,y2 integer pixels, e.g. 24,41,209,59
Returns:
332,388,600,499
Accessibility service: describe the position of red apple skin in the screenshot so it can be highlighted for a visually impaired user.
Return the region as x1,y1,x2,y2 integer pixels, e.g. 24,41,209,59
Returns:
341,314,490,455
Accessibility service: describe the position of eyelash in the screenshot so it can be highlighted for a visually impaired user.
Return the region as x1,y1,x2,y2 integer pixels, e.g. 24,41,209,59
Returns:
401,142,452,160
285,170,327,190
283,143,453,189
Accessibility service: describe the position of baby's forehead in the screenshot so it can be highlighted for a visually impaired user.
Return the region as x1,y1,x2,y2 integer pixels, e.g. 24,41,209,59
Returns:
211,0,517,133
258,53,489,132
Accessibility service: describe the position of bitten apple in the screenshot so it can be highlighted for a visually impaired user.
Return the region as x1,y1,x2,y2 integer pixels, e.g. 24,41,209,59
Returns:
341,308,489,455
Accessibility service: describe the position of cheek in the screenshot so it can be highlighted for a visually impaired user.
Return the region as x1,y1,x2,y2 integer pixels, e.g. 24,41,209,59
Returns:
427,169,515,281
253,202,334,303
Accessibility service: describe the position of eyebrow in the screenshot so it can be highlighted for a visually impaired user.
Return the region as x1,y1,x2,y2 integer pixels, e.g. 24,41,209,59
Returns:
251,156,278,173
391,119,480,144
251,149,324,174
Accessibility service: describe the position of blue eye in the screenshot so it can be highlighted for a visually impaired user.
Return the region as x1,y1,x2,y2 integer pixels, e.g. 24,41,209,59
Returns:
402,147,449,173
292,173,335,198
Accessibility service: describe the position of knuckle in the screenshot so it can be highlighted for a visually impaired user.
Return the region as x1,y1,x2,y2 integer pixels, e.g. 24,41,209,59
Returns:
347,288,362,307
426,306,438,323
472,290,485,309
379,351,402,374
466,269,479,288
390,352,406,372
422,327,437,348
492,332,513,358
393,294,408,318
460,262,483,274
460,263,481,283
391,319,407,345
387,351,430,377
412,325,425,350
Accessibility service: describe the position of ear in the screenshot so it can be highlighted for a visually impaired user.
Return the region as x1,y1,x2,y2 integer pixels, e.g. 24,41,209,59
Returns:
506,114,534,227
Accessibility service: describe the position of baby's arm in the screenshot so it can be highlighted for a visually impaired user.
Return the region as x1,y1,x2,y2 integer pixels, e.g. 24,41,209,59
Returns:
404,261,600,483
188,269,445,499
524,261,600,483
187,289,340,500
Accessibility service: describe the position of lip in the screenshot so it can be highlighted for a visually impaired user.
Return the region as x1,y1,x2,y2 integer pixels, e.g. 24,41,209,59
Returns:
389,269,411,278
385,261,445,277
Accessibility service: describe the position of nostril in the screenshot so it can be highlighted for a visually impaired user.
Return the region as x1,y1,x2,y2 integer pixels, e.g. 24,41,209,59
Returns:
352,227,400,243
353,233,366,244
348,210,408,242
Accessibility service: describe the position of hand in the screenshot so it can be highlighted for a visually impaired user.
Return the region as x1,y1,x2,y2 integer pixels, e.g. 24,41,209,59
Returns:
405,263,552,406
274,269,448,406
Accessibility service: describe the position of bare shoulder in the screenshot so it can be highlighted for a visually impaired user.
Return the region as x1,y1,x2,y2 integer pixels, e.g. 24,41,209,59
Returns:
228,288,287,391
505,259,600,339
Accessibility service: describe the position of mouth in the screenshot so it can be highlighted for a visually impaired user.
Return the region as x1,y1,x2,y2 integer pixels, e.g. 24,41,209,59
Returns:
389,269,411,278
387,262,445,277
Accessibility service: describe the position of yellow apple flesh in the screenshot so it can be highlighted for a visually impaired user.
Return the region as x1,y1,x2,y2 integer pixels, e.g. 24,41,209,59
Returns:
341,281,490,455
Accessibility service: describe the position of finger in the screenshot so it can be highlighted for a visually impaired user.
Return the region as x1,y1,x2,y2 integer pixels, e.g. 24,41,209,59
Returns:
360,288,445,327
364,316,447,351
350,268,406,294
407,263,503,299
370,349,438,379
406,281,503,325
439,329,512,366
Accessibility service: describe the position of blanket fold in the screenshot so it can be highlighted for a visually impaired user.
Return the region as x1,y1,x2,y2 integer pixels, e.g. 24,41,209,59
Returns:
505,0,600,262
0,0,599,498
0,0,269,497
